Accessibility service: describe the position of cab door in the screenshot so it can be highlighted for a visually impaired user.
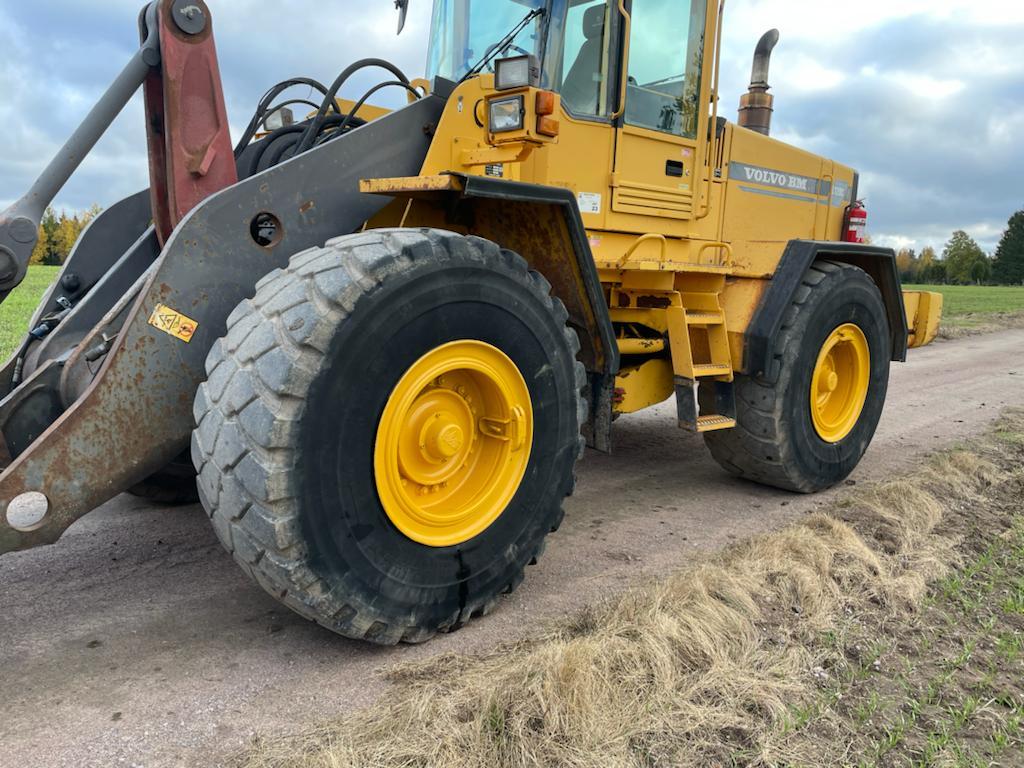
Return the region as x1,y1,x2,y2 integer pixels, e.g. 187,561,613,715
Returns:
609,0,711,235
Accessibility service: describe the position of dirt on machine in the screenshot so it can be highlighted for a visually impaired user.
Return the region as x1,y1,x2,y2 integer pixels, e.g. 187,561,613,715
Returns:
0,0,942,644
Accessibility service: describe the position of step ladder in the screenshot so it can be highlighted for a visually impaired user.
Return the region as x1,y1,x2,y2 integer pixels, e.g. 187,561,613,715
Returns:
668,294,737,433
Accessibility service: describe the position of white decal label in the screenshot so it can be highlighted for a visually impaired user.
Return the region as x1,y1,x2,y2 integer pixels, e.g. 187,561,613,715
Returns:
730,162,826,196
577,192,602,215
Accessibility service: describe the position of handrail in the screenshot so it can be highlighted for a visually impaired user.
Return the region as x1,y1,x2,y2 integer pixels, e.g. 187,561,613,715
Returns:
697,241,733,267
617,233,667,267
611,0,632,120
696,0,726,220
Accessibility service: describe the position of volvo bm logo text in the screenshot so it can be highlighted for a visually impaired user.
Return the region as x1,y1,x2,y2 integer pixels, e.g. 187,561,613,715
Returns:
742,166,811,192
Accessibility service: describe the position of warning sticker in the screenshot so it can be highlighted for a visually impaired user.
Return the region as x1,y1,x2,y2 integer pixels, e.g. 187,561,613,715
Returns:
148,304,199,343
577,192,602,215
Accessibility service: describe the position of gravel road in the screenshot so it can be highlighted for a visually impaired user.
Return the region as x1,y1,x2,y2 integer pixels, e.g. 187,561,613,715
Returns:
2,328,1023,768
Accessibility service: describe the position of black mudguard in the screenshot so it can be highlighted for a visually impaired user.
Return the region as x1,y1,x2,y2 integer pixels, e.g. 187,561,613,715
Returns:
744,240,909,384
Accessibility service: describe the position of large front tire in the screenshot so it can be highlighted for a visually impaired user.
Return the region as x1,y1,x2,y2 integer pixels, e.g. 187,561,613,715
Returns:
705,260,891,493
192,229,586,644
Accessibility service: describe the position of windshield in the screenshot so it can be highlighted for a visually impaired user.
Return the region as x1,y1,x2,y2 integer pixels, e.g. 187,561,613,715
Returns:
426,0,550,83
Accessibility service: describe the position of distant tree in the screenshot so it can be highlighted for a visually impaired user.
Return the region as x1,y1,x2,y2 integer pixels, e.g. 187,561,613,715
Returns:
22,205,103,268
918,246,940,284
38,207,60,265
83,203,103,224
992,210,1024,285
970,257,991,285
942,230,989,285
51,213,80,264
896,248,919,283
29,225,49,266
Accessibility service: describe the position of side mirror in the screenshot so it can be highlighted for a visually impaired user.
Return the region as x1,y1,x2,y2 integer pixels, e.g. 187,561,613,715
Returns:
396,0,409,34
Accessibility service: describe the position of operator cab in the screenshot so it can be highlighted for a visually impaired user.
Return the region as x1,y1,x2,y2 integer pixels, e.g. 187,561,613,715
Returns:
425,0,711,139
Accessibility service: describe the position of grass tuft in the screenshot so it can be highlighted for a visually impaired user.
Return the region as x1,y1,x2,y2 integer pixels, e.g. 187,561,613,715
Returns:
0,266,59,360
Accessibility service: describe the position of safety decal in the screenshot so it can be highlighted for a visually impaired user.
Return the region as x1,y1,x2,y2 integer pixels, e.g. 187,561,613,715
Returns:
148,304,199,343
577,192,602,215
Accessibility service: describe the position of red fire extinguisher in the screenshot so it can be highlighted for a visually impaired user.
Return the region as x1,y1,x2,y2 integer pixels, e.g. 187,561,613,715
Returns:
845,201,868,244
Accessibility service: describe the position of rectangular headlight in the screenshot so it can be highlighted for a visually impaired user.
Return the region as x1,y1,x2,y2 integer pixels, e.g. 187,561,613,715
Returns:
495,55,539,91
489,96,525,133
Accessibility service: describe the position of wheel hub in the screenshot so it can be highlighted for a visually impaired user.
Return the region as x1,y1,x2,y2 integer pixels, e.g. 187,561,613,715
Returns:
810,323,870,444
375,341,533,547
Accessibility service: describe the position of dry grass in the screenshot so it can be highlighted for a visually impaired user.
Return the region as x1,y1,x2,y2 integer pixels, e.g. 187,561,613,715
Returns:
937,312,1024,341
240,412,1022,768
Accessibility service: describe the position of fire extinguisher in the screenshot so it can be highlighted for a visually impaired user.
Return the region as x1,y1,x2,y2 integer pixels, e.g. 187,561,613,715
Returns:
844,201,868,244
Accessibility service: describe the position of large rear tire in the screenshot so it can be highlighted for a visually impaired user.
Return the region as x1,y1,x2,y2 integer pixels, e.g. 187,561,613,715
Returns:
705,260,891,493
192,229,586,644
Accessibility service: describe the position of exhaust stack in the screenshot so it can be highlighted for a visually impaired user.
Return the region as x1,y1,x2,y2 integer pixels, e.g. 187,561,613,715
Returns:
738,29,780,136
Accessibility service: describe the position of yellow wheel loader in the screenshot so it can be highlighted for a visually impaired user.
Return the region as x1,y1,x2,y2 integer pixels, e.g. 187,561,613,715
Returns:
0,0,942,644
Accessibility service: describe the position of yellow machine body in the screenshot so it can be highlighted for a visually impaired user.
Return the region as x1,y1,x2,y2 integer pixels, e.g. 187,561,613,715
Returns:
361,0,937,431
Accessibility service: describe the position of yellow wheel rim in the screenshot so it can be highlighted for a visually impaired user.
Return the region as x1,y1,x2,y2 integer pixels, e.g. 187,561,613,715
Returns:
375,341,533,548
810,323,871,444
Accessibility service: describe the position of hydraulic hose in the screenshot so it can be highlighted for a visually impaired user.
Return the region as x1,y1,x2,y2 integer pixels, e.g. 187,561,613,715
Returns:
295,59,412,154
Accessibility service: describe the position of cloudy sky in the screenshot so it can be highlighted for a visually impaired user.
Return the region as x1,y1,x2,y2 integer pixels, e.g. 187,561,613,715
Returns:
1,0,1021,253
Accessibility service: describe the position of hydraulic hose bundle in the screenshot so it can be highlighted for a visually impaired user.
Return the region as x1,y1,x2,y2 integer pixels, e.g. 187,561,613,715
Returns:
237,60,421,178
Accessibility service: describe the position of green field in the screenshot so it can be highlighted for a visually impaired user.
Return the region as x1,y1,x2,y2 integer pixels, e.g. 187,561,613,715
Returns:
905,284,1024,318
0,266,60,360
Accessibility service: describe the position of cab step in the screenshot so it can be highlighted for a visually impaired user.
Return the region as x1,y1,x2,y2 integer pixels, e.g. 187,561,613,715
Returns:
684,311,725,326
668,293,734,383
696,415,737,432
691,363,732,378
675,377,737,433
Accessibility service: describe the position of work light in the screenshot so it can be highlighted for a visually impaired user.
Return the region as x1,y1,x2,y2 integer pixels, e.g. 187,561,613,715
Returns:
489,96,526,133
494,55,539,90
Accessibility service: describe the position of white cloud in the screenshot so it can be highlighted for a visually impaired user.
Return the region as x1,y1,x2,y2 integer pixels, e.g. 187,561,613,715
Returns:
773,54,846,93
882,72,965,100
988,109,1024,146
722,0,1024,43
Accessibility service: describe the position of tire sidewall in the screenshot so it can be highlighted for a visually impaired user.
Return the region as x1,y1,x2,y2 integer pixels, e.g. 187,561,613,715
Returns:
779,268,891,488
298,250,579,628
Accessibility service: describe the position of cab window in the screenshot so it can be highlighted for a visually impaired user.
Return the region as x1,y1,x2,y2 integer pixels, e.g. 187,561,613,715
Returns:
426,0,547,83
558,0,612,117
625,0,707,137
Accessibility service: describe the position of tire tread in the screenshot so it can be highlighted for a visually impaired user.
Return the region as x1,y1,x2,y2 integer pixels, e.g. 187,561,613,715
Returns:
192,228,587,644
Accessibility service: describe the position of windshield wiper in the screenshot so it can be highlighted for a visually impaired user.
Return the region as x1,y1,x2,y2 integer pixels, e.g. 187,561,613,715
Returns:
461,7,545,83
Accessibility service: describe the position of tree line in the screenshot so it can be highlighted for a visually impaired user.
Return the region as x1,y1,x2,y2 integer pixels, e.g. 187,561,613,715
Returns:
29,205,103,266
897,209,1024,286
